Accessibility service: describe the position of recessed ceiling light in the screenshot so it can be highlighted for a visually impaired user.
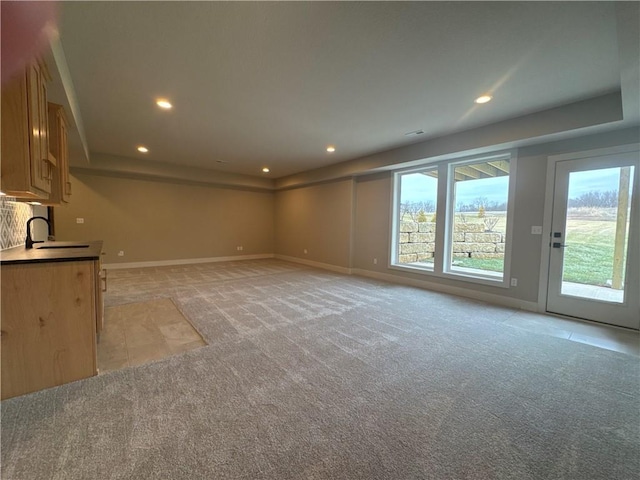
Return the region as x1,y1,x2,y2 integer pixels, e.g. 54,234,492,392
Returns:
326,146,336,153
156,99,172,109
262,167,270,173
137,146,149,153
474,95,493,104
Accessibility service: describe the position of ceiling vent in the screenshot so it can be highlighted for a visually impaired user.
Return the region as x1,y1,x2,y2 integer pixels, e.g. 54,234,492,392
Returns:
404,130,425,137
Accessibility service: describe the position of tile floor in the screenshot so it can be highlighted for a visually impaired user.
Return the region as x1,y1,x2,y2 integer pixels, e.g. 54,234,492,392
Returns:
561,281,624,303
97,297,206,373
504,310,639,356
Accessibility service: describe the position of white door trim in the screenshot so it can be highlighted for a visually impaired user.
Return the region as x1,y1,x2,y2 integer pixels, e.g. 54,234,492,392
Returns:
537,143,640,315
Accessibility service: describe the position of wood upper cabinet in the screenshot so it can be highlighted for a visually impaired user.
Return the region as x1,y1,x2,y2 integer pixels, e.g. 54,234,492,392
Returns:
42,103,72,205
1,60,53,199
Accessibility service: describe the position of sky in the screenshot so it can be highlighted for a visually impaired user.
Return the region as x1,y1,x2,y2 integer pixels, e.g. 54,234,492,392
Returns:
400,173,508,206
567,166,632,198
401,165,633,207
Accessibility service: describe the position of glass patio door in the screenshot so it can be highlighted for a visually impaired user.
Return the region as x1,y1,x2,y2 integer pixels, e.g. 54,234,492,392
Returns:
547,152,640,329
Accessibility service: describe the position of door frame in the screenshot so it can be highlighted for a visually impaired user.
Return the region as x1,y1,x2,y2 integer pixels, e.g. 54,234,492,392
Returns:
537,143,640,326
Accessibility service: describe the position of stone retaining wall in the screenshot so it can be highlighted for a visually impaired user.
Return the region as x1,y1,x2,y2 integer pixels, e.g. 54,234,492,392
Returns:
398,221,505,263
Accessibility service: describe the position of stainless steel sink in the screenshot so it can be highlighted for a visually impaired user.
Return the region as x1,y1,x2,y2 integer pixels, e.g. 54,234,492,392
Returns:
36,245,90,249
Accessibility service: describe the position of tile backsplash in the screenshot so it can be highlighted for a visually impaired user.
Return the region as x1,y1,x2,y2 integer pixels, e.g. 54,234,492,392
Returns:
1,197,33,250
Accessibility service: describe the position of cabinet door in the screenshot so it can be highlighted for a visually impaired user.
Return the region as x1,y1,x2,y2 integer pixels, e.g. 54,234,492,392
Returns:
94,259,106,338
39,71,51,180
1,60,51,199
1,261,97,400
0,69,30,190
44,103,71,205
26,62,51,193
60,112,71,201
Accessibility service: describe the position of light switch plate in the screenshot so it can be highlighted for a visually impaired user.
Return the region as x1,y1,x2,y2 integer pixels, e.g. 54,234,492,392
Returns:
76,218,84,224
531,226,542,235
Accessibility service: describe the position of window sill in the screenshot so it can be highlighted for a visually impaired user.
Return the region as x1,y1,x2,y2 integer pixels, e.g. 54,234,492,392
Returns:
443,268,508,288
389,261,509,288
389,262,434,274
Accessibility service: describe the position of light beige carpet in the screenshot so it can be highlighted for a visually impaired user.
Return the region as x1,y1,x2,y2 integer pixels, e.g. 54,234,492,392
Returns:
98,298,206,373
1,259,638,480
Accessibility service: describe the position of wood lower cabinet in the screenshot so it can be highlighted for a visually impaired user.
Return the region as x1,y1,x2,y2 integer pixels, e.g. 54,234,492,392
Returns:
1,260,100,400
1,60,53,199
96,259,106,337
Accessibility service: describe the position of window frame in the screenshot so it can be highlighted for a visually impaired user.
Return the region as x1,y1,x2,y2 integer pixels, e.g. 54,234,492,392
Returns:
390,164,440,272
390,150,517,289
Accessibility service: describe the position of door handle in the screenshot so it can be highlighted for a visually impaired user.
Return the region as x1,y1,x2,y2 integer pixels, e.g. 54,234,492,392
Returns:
552,242,566,248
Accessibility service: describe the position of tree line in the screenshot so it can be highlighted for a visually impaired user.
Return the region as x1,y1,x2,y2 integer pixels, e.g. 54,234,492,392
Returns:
403,189,619,218
568,190,618,208
400,197,508,220
456,197,507,212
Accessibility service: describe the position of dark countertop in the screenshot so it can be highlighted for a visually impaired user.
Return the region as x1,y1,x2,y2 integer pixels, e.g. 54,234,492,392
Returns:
0,241,104,265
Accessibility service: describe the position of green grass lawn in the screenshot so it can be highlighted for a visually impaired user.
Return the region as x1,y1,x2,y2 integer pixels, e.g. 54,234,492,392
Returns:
405,210,627,287
452,216,627,286
452,257,504,273
562,218,621,286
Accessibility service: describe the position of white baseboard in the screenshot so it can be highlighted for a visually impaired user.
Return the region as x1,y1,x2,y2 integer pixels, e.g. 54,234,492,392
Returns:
274,254,352,275
352,268,539,312
104,253,275,270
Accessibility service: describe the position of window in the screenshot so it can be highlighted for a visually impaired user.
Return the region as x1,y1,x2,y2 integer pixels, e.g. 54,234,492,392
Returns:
391,151,515,286
394,168,438,269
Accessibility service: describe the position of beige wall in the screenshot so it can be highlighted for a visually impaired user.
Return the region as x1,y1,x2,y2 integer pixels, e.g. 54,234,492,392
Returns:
351,128,640,305
274,179,354,268
53,127,637,309
353,172,392,272
55,173,274,264
274,160,550,304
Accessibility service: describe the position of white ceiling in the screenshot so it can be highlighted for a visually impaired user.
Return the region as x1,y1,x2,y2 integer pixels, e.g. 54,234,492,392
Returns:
57,1,629,179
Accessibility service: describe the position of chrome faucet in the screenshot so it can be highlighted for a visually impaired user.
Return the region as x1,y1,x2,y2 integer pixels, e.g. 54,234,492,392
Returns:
25,216,53,249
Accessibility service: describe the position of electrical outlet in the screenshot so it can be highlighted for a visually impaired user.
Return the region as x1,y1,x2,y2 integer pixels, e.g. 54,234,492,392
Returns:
510,278,518,287
303,249,308,254
531,226,543,235
76,218,84,224
373,258,378,265
118,251,124,257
